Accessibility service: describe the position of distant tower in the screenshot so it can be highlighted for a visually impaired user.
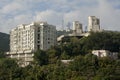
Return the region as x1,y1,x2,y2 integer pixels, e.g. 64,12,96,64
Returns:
62,19,64,31
66,22,71,32
84,26,87,32
73,21,83,34
88,16,100,32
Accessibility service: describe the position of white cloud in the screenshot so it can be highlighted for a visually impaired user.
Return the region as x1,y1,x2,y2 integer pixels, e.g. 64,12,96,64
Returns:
13,14,33,24
0,0,120,33
64,0,120,31
34,10,63,28
96,0,120,30
1,2,24,14
0,14,33,33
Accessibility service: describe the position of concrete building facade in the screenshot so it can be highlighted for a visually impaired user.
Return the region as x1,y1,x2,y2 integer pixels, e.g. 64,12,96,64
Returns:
6,22,57,66
73,21,83,34
88,16,100,32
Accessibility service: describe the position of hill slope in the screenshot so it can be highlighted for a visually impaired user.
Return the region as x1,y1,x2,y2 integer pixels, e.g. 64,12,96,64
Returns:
0,32,9,52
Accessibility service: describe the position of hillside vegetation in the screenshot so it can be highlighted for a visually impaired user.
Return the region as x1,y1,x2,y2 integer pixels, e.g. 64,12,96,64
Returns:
0,31,120,80
0,32,9,51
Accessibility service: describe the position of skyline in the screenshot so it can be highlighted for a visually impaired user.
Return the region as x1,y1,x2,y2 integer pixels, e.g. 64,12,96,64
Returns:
0,0,120,33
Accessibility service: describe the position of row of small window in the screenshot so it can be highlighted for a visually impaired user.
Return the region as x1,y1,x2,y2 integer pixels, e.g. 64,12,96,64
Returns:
37,29,55,32
37,31,54,33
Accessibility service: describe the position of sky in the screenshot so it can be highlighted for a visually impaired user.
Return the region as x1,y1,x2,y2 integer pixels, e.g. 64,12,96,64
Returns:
0,0,120,33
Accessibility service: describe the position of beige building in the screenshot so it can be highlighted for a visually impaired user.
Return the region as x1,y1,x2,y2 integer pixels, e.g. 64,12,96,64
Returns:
88,16,100,32
6,22,57,66
73,21,83,34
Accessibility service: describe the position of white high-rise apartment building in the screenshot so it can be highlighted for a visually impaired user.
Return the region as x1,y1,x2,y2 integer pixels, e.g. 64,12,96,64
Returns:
6,22,57,66
88,16,100,32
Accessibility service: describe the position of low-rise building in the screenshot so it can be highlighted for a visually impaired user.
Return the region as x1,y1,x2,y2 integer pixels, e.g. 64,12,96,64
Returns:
92,50,118,59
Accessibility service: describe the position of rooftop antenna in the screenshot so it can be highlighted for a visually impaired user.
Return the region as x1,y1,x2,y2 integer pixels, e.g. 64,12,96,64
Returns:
62,17,64,31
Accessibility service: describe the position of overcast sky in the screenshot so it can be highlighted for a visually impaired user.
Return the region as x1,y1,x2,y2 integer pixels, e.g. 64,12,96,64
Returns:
0,0,120,33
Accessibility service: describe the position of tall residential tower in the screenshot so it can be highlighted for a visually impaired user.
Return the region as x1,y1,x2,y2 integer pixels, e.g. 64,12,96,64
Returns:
88,16,100,32
73,21,83,34
7,22,57,66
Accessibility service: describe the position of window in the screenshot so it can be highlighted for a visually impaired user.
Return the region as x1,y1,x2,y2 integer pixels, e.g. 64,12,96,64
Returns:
48,41,50,44
37,45,40,50
38,30,40,32
38,34,40,39
38,41,40,43
38,27,40,32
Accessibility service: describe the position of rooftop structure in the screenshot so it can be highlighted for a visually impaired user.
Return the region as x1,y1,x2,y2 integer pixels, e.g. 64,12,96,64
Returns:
57,21,90,42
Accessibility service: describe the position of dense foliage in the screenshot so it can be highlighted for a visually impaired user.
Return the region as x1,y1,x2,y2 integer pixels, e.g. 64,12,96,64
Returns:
81,31,120,53
0,31,120,80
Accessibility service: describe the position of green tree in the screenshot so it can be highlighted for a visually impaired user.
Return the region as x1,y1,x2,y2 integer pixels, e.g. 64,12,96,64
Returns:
47,48,61,64
0,58,20,80
0,51,6,58
80,31,120,53
34,50,48,66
